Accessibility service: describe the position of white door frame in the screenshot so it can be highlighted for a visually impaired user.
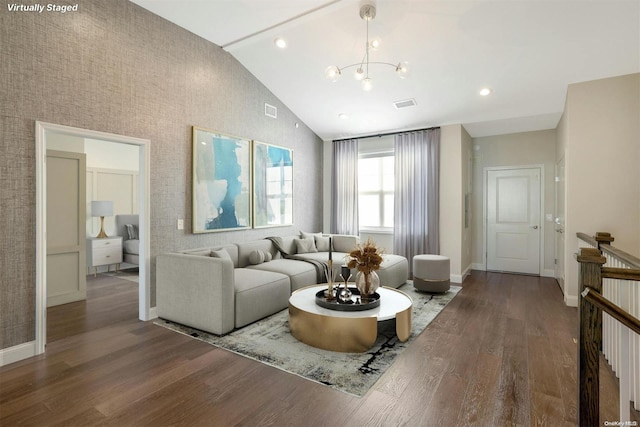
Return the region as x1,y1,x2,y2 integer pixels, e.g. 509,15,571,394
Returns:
554,156,566,294
483,164,545,275
35,121,152,355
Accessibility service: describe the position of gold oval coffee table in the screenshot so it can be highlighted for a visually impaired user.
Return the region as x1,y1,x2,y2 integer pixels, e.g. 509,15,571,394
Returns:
288,284,412,353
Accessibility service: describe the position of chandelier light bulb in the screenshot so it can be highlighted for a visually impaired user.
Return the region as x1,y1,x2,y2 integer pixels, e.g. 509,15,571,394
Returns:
369,38,381,50
360,4,376,21
362,77,373,91
354,68,365,81
396,61,410,79
324,65,342,82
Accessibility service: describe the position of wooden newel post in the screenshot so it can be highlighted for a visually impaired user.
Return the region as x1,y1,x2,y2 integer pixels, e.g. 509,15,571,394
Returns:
575,247,606,427
595,231,614,250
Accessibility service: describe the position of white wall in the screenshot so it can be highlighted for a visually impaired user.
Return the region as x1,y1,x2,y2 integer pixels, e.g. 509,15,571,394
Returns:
46,133,84,152
85,139,139,170
560,73,640,306
471,129,557,276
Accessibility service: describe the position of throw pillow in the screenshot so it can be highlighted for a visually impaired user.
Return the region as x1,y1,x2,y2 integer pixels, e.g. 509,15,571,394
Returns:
125,224,139,240
332,235,359,252
264,251,273,262
210,249,231,260
315,235,331,252
295,237,318,254
300,231,322,240
249,250,266,265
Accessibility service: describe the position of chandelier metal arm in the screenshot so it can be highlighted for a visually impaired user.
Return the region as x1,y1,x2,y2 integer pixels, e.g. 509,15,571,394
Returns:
337,62,398,72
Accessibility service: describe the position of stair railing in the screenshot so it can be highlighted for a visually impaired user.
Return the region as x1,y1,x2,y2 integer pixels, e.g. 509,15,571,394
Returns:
576,232,640,426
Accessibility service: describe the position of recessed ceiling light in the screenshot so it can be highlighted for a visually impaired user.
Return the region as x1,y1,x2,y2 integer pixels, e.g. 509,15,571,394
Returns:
479,87,492,96
274,38,287,49
338,113,349,120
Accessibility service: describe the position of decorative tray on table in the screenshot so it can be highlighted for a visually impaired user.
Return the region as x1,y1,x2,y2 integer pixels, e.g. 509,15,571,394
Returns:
315,287,380,311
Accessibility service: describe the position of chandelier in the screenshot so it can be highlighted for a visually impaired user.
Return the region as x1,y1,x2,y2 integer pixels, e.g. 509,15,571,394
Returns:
324,4,408,91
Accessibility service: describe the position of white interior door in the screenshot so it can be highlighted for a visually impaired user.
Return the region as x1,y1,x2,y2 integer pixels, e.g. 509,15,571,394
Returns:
555,158,566,290
46,150,86,307
487,167,541,274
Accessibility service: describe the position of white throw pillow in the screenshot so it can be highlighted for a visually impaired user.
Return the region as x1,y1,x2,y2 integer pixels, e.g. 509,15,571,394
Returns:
332,235,360,252
249,250,266,265
295,237,318,254
315,235,331,252
210,249,231,260
300,231,322,240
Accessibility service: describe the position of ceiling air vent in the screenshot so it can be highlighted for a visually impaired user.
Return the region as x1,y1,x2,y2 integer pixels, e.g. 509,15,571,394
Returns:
393,98,417,110
265,103,277,119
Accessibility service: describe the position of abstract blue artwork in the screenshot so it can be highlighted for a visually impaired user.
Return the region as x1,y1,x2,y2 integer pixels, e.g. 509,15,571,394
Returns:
253,141,293,228
192,127,251,233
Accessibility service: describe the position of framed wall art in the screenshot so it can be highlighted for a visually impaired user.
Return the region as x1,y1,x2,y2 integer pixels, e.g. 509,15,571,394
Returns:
192,127,252,233
253,141,293,228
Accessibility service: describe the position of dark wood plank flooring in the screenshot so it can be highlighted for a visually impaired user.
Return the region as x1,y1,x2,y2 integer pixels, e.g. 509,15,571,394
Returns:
2,270,638,426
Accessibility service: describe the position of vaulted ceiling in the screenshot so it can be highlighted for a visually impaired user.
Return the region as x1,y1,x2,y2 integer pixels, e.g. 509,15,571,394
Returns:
131,0,640,140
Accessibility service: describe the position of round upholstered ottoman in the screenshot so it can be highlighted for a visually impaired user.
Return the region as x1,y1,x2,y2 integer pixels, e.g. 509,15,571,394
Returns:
413,255,450,293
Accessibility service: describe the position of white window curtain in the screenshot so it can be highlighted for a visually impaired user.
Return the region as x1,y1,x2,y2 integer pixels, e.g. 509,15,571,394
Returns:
331,139,359,235
393,129,440,274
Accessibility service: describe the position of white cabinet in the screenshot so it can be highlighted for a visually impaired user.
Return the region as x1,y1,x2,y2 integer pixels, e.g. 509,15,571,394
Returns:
87,236,122,277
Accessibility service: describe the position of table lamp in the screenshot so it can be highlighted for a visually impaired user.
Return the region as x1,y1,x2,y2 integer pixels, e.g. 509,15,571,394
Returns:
91,200,113,238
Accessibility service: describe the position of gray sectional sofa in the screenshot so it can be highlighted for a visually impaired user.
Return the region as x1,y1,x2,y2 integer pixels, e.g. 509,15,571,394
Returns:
156,233,409,335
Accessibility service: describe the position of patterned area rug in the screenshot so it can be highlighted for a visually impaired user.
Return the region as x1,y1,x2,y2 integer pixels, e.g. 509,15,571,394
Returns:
155,282,460,397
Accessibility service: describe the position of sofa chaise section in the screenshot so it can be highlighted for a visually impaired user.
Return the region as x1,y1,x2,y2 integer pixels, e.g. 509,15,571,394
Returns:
232,268,291,329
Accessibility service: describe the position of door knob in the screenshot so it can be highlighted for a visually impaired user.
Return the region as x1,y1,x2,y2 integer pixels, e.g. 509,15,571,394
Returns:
531,225,539,229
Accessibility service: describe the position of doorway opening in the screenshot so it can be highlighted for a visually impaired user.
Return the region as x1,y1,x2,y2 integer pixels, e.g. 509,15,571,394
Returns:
35,122,152,355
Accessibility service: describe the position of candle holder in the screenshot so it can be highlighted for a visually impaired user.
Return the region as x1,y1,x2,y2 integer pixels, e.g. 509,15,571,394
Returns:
338,266,352,303
325,259,336,301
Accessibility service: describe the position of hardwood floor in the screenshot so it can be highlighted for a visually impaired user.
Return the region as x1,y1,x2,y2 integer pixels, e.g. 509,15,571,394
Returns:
1,271,638,426
47,270,140,343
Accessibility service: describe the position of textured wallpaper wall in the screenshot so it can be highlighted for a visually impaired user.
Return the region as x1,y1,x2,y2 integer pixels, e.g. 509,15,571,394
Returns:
0,0,323,349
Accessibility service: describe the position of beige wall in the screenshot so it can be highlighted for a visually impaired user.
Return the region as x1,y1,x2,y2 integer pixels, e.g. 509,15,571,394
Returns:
440,124,473,282
471,129,557,275
561,73,640,306
461,126,473,276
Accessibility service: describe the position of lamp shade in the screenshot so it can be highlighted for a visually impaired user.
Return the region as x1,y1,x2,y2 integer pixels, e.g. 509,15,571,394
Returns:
91,201,113,217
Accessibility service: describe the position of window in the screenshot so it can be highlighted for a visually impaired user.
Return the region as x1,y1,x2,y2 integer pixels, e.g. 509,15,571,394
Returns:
358,153,394,230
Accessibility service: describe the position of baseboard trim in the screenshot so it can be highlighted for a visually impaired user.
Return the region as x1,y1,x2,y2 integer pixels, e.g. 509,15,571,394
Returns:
450,274,463,284
148,306,158,320
462,264,472,281
472,262,486,271
565,294,578,307
0,341,37,367
541,268,555,278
